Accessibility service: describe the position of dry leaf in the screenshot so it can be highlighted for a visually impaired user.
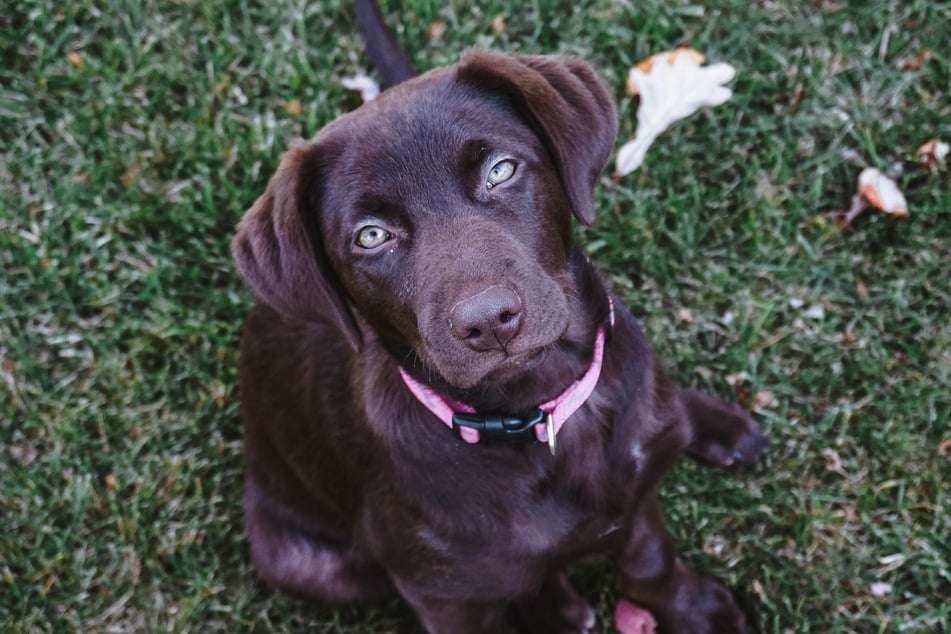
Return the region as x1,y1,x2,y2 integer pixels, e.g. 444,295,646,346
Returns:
788,82,804,114
917,138,948,170
67,51,85,69
837,167,909,226
427,21,445,39
869,582,893,598
803,303,825,320
898,49,932,71
340,74,380,103
213,384,226,409
616,49,735,175
855,279,869,301
626,48,705,92
878,553,907,572
724,371,748,387
858,168,908,217
9,444,38,466
823,448,845,474
284,99,303,116
938,438,951,456
491,14,506,35
754,389,776,409
840,332,860,346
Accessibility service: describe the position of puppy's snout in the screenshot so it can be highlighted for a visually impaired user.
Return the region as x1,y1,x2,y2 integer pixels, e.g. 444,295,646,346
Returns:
449,286,523,352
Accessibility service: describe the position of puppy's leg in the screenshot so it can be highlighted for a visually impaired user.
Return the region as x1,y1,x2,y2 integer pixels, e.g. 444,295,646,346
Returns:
616,500,748,633
515,571,596,633
681,387,768,467
245,478,393,603
403,596,514,634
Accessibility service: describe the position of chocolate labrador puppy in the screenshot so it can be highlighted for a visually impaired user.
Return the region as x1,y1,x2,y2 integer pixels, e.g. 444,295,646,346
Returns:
231,4,768,632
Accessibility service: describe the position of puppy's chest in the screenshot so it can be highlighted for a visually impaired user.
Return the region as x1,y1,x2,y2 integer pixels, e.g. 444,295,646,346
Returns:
407,446,634,558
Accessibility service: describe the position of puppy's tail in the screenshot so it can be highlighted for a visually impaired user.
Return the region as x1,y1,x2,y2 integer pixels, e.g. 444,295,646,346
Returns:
355,0,416,88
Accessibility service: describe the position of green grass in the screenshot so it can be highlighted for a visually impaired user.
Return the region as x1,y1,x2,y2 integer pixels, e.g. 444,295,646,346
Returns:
1,0,948,632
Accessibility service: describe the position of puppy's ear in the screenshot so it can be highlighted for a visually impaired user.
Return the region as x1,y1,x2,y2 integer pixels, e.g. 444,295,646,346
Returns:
231,139,362,348
456,49,617,225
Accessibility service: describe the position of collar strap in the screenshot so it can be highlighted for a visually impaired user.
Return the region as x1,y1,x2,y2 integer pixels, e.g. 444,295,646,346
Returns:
398,299,613,453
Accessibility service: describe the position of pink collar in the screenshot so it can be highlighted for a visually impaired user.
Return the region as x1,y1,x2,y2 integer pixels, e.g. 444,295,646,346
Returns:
399,301,613,455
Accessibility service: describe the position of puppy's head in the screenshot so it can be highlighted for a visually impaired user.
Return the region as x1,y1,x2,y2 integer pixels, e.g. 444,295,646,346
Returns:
233,50,616,389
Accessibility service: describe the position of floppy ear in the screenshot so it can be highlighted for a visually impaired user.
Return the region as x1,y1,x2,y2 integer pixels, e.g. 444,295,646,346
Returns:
231,138,362,348
456,49,617,225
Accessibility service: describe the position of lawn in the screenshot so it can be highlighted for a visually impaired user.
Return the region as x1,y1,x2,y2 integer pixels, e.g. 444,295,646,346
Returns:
1,0,948,632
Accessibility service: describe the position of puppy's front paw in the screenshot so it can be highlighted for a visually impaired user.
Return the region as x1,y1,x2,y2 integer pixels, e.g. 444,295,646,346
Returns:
682,388,768,467
515,572,596,633
652,574,748,634
667,577,749,634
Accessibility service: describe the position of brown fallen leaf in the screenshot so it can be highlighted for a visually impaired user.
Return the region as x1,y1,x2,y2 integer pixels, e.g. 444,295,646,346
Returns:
840,332,859,346
858,168,908,216
491,14,506,35
67,51,85,69
427,21,445,39
898,49,932,71
9,444,38,466
734,385,751,407
788,82,804,114
835,167,909,227
855,279,869,301
284,98,302,116
938,438,951,456
213,384,226,409
823,448,845,474
754,389,776,409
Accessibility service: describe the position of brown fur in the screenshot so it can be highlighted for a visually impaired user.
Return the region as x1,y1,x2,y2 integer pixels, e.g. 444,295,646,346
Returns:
232,49,767,633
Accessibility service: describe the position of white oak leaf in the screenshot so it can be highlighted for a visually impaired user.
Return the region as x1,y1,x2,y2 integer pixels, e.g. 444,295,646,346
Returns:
617,49,735,176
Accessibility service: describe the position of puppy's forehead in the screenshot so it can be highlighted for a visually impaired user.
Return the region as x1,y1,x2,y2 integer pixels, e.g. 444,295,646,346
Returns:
331,71,538,189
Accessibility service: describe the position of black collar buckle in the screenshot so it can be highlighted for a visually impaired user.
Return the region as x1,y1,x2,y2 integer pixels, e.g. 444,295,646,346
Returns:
452,408,545,444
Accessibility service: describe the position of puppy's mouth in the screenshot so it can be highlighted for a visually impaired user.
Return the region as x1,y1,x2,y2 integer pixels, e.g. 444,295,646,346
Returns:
423,318,567,390
478,345,547,382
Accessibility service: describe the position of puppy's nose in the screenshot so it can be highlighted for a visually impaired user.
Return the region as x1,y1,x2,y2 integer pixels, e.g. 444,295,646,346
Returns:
450,286,523,351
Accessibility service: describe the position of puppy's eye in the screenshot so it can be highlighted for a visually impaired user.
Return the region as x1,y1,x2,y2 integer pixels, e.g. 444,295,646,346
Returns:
486,159,516,189
355,225,392,249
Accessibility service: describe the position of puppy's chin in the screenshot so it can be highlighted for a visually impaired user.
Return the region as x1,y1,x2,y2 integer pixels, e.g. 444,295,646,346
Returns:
438,347,548,390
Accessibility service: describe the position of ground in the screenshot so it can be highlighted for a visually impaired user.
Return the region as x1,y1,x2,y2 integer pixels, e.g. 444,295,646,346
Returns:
1,1,948,632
